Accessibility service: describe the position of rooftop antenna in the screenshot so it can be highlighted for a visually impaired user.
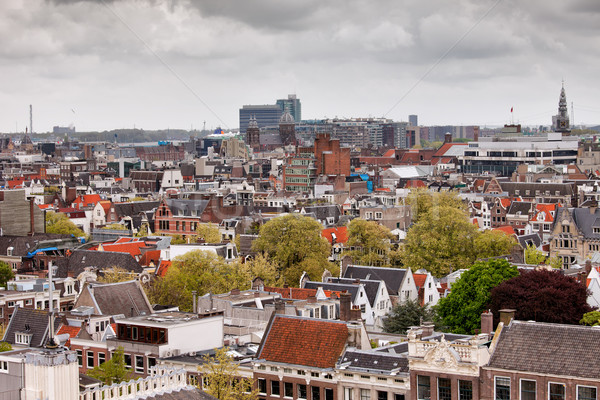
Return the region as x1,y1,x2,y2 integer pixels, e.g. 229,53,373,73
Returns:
46,261,59,349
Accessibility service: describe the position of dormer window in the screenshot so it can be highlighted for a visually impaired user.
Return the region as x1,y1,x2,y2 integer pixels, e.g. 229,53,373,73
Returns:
15,332,32,346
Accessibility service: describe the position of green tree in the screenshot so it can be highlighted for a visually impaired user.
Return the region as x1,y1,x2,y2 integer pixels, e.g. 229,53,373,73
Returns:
102,223,126,230
406,188,465,222
437,259,519,334
474,230,516,259
98,267,135,283
383,299,438,334
524,244,547,265
251,214,333,286
195,223,222,243
241,254,284,287
45,211,86,238
200,347,258,400
581,311,600,326
344,219,394,266
146,251,249,311
0,261,14,288
0,342,12,352
87,347,132,385
402,206,479,277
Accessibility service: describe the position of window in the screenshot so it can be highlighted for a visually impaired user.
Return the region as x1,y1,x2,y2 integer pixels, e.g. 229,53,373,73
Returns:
495,377,510,400
361,389,370,400
98,352,105,365
578,386,597,400
283,368,293,373
76,350,83,367
325,388,334,400
271,381,280,396
520,379,536,400
0,360,8,373
394,395,405,400
459,380,473,400
132,326,138,340
15,333,32,345
312,386,321,400
124,354,132,369
438,378,451,400
344,387,354,400
417,375,430,400
87,351,94,368
549,383,565,400
377,391,388,400
258,379,267,395
135,355,144,373
284,382,294,398
148,357,156,371
311,372,319,377
298,384,307,399
297,370,306,376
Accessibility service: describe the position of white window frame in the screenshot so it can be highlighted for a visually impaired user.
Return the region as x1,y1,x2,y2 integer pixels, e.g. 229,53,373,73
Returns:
135,355,144,374
576,384,597,400
87,351,94,368
0,360,8,373
548,382,566,400
494,376,511,400
519,378,536,400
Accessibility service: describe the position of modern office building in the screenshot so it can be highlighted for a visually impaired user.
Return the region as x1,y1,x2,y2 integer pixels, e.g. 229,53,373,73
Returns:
409,114,418,127
276,94,302,122
239,105,282,134
459,132,578,175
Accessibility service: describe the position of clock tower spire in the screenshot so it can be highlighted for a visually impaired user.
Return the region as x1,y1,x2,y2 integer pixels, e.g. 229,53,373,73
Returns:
553,81,571,133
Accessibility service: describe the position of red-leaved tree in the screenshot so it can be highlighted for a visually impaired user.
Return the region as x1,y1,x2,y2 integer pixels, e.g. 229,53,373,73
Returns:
489,269,593,325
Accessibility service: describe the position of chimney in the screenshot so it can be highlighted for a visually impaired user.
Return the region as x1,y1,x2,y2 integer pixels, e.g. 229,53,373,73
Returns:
347,321,363,349
350,305,362,321
481,310,493,334
585,259,593,275
444,133,452,144
420,322,434,338
274,298,285,314
339,291,352,321
499,309,516,326
230,288,241,295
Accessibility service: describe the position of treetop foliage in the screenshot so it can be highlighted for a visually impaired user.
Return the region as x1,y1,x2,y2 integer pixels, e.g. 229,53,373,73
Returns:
87,347,132,386
383,298,439,334
45,211,87,238
437,259,519,334
489,268,593,325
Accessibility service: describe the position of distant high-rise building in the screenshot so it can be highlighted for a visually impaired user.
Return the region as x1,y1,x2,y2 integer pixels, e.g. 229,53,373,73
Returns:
276,94,302,122
409,114,418,127
382,122,409,148
553,83,571,133
239,105,282,134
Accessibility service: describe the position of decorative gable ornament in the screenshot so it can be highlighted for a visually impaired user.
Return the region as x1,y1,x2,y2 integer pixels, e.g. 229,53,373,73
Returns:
423,336,461,369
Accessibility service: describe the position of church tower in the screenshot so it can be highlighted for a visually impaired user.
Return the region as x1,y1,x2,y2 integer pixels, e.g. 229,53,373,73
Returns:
553,82,571,133
279,111,296,146
246,115,260,151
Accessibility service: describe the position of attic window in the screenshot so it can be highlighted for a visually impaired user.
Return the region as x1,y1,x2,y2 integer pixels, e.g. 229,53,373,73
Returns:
15,333,32,346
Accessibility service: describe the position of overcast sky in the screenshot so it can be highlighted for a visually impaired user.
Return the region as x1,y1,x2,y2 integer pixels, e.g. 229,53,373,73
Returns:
1,0,599,133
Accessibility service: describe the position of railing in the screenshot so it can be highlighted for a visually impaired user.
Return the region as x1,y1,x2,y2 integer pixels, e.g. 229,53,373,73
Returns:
412,341,474,362
79,366,189,400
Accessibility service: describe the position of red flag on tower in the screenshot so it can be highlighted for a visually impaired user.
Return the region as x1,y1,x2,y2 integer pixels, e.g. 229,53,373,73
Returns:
511,107,513,113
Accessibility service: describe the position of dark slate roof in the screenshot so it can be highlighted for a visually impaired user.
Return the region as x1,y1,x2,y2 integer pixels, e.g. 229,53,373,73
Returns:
0,234,73,257
565,207,600,239
3,306,61,348
304,281,360,303
83,280,152,317
375,342,408,354
260,133,283,146
302,205,341,223
499,182,574,197
341,350,409,373
165,199,209,217
180,163,195,177
55,250,143,278
114,201,160,218
328,277,381,308
507,201,534,216
343,265,407,296
487,320,600,379
517,233,542,249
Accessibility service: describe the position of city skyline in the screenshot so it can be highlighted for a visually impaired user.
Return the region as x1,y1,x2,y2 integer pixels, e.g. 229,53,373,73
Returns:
1,0,599,133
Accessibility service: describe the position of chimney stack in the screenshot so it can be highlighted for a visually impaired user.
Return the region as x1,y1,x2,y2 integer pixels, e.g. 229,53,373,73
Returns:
340,291,352,321
499,309,516,326
274,298,286,314
444,133,453,144
481,310,493,334
585,259,593,275
350,305,362,321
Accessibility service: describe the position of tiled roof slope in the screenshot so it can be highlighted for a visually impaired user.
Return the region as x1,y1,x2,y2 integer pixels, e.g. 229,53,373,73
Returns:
487,320,600,379
80,280,152,317
343,265,406,296
258,315,348,369
3,306,61,348
341,350,409,373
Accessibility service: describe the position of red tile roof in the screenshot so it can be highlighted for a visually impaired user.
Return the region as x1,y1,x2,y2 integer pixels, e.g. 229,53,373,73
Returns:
99,200,112,214
531,203,557,223
140,250,161,267
493,225,516,236
383,149,396,158
321,226,349,245
259,315,348,368
433,142,467,157
100,242,147,258
156,260,172,277
500,198,511,208
57,325,81,347
413,273,427,289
